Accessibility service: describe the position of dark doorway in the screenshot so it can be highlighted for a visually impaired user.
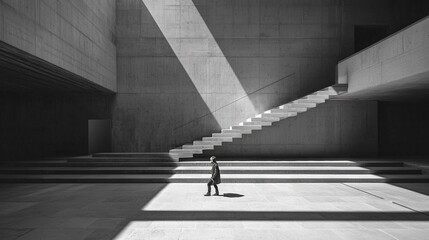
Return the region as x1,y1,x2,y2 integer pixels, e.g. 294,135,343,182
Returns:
354,25,390,53
88,119,112,154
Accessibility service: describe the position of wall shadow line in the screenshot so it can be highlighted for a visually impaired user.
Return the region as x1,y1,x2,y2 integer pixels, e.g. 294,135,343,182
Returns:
173,72,295,131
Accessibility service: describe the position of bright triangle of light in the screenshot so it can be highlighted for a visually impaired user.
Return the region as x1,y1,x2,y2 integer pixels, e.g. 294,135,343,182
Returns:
141,0,257,128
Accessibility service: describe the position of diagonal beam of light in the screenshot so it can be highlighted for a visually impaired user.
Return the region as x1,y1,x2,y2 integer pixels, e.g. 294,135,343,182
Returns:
142,0,257,128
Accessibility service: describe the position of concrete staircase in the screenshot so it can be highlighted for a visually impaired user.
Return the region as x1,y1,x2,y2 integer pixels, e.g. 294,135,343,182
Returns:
1,154,429,183
169,85,345,160
3,84,428,183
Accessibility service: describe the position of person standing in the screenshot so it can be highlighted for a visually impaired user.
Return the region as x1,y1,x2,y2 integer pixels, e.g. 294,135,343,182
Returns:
205,156,221,196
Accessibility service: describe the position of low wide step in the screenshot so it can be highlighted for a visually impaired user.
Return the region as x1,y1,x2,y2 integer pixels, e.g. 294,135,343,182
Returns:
0,167,421,175
92,153,172,158
0,160,408,167
1,174,428,183
68,157,178,163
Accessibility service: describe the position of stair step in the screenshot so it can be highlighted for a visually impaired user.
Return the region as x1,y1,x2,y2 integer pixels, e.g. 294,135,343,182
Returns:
0,162,180,167
0,160,410,169
269,108,307,114
182,145,215,150
260,112,297,119
92,153,172,158
315,90,338,96
212,132,242,138
169,149,202,154
168,153,194,161
202,137,233,142
222,129,252,134
295,98,326,104
232,125,262,130
280,102,317,108
169,155,193,160
1,174,428,183
305,94,330,99
194,140,222,146
241,121,272,126
250,117,280,122
68,157,177,163
0,167,420,175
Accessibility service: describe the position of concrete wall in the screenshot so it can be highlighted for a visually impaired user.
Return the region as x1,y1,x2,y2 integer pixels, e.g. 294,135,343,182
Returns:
379,101,429,157
337,16,429,98
0,93,113,160
203,100,378,157
391,0,429,32
0,0,117,92
114,0,394,152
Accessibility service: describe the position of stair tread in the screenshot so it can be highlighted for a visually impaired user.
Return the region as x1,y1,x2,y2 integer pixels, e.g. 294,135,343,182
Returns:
92,153,172,157
70,157,176,160
0,166,418,171
0,174,428,179
0,160,408,165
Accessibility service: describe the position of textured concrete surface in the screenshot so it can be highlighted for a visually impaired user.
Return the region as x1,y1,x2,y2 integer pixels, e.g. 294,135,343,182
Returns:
1,0,428,160
337,16,429,100
203,100,378,157
0,0,117,91
1,182,429,239
113,0,395,152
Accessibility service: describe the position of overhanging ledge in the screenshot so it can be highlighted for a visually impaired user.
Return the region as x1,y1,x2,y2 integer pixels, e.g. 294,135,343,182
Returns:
337,16,429,101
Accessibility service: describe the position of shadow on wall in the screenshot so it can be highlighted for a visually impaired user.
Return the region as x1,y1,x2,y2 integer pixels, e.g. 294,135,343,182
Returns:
192,0,338,113
140,0,261,130
116,0,376,152
115,0,342,153
0,92,113,160
378,101,429,157
201,100,379,157
114,0,221,152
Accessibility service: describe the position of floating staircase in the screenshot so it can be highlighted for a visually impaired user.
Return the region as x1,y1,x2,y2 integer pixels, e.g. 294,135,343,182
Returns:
169,85,346,160
1,154,429,183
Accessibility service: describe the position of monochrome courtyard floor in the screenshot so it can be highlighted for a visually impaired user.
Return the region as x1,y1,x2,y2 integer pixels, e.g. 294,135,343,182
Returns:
0,183,429,240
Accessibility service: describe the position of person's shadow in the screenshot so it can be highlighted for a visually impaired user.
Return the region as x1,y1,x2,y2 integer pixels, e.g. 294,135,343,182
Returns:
221,193,244,198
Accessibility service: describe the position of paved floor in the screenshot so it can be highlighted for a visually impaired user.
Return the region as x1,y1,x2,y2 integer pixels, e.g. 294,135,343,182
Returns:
0,183,429,240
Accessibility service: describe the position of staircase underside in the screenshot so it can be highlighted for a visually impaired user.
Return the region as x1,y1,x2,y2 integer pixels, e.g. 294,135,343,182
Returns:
1,154,428,183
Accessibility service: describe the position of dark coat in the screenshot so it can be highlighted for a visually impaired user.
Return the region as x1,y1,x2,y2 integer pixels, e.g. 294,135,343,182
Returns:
211,163,221,184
